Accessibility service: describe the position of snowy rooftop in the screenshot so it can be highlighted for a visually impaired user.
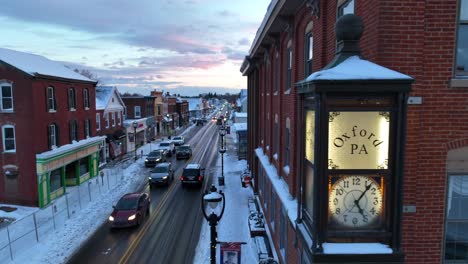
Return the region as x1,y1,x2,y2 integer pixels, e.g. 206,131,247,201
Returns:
95,86,115,110
36,136,106,160
249,0,278,55
0,48,94,82
306,56,413,81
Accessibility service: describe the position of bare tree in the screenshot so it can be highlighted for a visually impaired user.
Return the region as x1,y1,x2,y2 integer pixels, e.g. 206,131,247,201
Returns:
74,68,102,85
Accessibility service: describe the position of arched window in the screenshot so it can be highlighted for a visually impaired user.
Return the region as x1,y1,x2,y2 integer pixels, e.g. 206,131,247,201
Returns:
2,124,16,152
285,40,293,92
305,21,314,76
83,88,90,109
68,88,76,110
1,81,13,112
48,123,59,149
47,86,56,111
455,0,468,77
84,119,91,138
69,120,78,142
337,0,354,17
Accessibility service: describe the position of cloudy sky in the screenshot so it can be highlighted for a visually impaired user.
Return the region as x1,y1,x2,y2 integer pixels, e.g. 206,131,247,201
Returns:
0,0,271,96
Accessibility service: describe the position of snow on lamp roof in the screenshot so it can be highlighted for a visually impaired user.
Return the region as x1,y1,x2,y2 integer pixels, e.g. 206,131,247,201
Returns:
322,242,393,254
0,48,94,82
306,56,413,81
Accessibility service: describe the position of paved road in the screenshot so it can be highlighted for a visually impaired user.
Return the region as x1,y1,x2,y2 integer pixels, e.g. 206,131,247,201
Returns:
67,121,220,264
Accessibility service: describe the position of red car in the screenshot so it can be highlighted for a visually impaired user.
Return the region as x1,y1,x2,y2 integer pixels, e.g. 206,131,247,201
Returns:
108,193,150,228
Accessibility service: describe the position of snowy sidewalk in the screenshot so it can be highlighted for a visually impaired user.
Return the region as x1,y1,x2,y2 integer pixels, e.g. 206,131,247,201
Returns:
193,125,277,264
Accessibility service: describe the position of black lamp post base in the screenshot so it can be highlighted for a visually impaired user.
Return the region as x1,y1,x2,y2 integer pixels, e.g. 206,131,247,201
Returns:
218,176,225,186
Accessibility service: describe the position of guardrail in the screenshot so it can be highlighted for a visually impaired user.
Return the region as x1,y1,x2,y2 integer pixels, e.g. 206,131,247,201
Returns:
0,168,123,262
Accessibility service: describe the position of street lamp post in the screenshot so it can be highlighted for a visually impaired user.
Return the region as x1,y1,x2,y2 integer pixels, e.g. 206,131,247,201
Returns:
219,127,227,186
132,121,138,161
201,185,225,264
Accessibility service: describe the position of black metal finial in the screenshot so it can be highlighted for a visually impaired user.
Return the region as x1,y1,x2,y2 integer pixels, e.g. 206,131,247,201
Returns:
322,14,364,70
335,14,364,42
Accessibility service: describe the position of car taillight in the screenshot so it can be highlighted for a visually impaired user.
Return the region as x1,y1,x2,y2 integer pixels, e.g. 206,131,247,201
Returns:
180,176,185,181
198,176,203,181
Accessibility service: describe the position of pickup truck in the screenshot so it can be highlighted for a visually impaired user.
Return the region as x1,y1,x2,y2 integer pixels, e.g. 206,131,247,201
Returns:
158,141,175,157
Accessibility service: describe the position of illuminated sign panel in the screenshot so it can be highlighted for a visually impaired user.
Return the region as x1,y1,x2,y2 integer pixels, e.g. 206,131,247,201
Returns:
328,111,389,169
305,110,315,162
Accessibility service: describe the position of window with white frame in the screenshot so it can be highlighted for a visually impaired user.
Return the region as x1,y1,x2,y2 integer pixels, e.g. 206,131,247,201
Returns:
83,88,90,109
338,0,354,17
69,120,78,142
47,86,56,111
48,123,58,149
285,118,291,167
84,119,90,138
112,112,116,127
305,32,314,76
280,207,288,262
455,0,468,76
445,174,468,262
2,125,16,152
118,111,122,125
270,188,276,230
1,82,13,112
96,113,101,131
68,88,76,110
266,53,271,95
135,106,141,118
286,45,292,91
105,113,110,128
273,114,279,158
275,50,279,94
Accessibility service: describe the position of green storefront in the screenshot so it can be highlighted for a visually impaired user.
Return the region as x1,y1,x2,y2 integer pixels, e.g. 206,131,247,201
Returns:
36,136,106,208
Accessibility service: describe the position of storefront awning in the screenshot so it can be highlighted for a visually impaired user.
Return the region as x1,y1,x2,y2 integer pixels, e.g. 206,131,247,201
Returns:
113,129,126,139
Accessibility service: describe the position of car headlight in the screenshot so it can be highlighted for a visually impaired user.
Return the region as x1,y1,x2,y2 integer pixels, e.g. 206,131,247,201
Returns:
149,177,152,180
108,216,114,221
128,214,136,221
162,176,168,180
156,159,160,162
145,159,148,162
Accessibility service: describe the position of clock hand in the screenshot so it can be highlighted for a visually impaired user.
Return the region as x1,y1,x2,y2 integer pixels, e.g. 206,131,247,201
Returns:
355,183,372,204
354,199,365,216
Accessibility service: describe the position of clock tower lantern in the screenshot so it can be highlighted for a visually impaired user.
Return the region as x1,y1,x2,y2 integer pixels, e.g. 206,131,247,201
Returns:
296,14,414,263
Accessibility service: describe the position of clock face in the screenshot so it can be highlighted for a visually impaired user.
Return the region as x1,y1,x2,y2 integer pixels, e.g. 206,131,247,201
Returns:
328,175,383,228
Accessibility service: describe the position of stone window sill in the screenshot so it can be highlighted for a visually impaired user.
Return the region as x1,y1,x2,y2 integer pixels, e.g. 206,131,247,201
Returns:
449,78,468,88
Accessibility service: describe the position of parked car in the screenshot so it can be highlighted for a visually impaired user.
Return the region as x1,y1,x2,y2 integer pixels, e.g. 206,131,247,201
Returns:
144,150,166,167
176,144,192,160
149,162,174,186
171,136,185,146
108,192,150,228
180,163,205,187
158,141,175,157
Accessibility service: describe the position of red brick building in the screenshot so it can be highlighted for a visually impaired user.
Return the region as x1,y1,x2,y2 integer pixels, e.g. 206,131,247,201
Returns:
0,48,105,207
121,95,156,142
176,98,189,127
241,0,468,263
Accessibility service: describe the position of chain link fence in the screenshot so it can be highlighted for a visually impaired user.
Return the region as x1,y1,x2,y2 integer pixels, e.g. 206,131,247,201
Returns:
0,168,123,263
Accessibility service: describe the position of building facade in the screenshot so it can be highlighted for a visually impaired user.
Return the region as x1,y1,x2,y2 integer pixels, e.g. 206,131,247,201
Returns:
0,48,105,207
121,95,156,141
241,0,468,263
95,86,127,162
176,98,189,127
